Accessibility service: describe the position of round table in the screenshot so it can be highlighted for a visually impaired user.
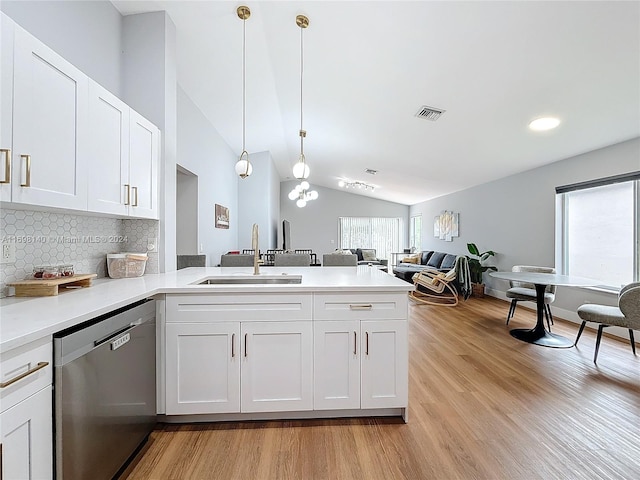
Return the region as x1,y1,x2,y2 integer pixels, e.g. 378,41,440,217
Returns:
490,271,598,348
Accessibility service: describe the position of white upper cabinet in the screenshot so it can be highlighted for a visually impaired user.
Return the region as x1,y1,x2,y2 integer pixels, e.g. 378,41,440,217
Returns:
88,82,159,219
1,13,14,202
10,23,88,210
128,109,159,219
1,13,159,218
87,82,130,216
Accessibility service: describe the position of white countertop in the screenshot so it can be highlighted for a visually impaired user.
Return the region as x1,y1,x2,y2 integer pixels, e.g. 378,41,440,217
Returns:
0,266,412,353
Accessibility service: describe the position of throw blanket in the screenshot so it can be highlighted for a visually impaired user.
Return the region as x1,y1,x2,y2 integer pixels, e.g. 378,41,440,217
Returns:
455,255,472,301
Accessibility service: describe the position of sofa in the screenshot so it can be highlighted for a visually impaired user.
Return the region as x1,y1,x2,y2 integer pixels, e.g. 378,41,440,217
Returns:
393,250,458,283
347,248,388,267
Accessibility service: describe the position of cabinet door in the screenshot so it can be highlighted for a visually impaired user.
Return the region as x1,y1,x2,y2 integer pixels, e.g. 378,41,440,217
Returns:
241,321,313,413
1,386,53,480
165,322,240,414
313,321,360,410
11,25,88,210
129,109,158,219
87,81,130,215
360,320,408,409
0,13,13,201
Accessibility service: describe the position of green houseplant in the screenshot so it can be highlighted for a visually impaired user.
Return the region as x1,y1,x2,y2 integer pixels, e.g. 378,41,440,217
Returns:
466,243,497,297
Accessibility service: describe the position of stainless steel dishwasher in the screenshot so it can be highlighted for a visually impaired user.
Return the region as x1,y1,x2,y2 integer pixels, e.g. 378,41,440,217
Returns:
54,298,157,480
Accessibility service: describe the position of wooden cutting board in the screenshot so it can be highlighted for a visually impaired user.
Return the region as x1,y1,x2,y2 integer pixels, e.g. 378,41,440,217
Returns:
8,273,97,297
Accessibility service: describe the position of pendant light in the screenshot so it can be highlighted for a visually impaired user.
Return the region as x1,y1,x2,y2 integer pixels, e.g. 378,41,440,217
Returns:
287,14,318,208
292,14,310,180
234,6,252,178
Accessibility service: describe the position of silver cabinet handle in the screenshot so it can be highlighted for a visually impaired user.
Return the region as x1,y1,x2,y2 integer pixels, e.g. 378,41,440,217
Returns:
0,148,10,184
231,333,236,358
365,332,369,356
354,331,357,355
0,361,48,388
124,184,131,205
349,304,372,310
20,154,30,187
132,186,138,206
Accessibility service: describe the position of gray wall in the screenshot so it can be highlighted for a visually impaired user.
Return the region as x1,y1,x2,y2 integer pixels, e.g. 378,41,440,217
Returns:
238,151,280,251
177,87,239,265
1,0,123,97
122,11,177,272
280,181,410,257
410,137,640,323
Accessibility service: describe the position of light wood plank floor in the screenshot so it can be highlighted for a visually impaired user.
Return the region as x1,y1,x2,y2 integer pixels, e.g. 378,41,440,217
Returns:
124,296,640,480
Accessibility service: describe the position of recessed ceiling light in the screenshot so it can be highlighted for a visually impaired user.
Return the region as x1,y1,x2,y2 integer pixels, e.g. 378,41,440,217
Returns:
529,117,560,131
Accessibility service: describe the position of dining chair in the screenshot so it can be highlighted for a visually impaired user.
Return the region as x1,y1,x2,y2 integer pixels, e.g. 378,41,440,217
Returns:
273,253,311,266
506,265,556,330
220,254,254,267
322,254,357,266
574,282,640,363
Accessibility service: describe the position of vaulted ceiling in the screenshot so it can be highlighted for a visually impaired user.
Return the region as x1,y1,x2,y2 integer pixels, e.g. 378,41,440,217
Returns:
112,1,640,205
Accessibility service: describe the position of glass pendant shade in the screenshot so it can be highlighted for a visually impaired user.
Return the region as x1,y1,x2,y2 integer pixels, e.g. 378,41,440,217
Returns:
288,190,298,201
296,198,307,208
292,159,310,180
235,153,252,178
309,190,318,200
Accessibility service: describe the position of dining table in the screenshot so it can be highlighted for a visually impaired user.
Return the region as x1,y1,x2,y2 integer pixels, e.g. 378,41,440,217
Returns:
490,271,598,348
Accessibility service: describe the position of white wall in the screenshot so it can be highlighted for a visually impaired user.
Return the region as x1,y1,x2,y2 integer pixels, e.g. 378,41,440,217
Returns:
410,137,640,322
280,181,410,257
1,0,122,97
176,168,198,255
177,87,239,265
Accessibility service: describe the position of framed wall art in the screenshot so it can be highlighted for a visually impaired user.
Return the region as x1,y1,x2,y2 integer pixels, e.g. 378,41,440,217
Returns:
215,204,229,229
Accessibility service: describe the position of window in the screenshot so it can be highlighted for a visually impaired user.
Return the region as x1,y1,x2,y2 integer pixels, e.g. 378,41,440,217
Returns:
338,217,403,262
409,215,422,251
556,172,639,290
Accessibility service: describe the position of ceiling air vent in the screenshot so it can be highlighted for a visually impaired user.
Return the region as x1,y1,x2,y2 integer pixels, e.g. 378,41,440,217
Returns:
415,106,445,121
365,169,378,175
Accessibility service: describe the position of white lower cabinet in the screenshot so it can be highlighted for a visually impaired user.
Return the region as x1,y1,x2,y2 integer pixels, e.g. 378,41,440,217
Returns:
313,320,408,411
360,320,408,409
165,320,313,415
164,292,407,419
1,386,53,480
1,336,53,479
165,322,240,414
241,321,313,413
313,321,361,410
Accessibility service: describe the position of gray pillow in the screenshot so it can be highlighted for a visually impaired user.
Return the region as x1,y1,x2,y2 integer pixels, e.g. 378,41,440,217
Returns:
440,254,457,270
426,251,446,268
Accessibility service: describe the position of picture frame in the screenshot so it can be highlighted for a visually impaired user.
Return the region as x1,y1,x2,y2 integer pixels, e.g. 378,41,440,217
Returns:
215,204,229,229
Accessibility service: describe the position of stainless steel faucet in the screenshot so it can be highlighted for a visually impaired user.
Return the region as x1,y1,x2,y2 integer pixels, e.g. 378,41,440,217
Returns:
252,223,260,275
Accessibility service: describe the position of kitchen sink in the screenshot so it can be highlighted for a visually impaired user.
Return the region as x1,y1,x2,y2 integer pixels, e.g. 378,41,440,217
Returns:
194,275,302,285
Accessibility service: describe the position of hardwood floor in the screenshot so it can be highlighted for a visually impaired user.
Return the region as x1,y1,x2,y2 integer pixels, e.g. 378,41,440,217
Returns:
124,296,640,480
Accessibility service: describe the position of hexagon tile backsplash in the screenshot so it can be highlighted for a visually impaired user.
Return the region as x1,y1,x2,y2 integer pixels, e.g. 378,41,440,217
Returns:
0,209,159,297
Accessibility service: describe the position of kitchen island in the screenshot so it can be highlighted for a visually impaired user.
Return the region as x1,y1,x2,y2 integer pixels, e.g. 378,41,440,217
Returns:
1,265,412,423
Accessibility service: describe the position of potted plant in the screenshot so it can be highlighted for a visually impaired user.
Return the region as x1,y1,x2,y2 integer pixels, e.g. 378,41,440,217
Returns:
466,243,497,297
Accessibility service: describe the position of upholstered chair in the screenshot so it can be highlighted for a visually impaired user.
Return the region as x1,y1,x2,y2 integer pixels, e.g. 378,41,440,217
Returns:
220,254,254,267
574,282,640,363
506,265,556,330
274,253,311,266
322,254,357,266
